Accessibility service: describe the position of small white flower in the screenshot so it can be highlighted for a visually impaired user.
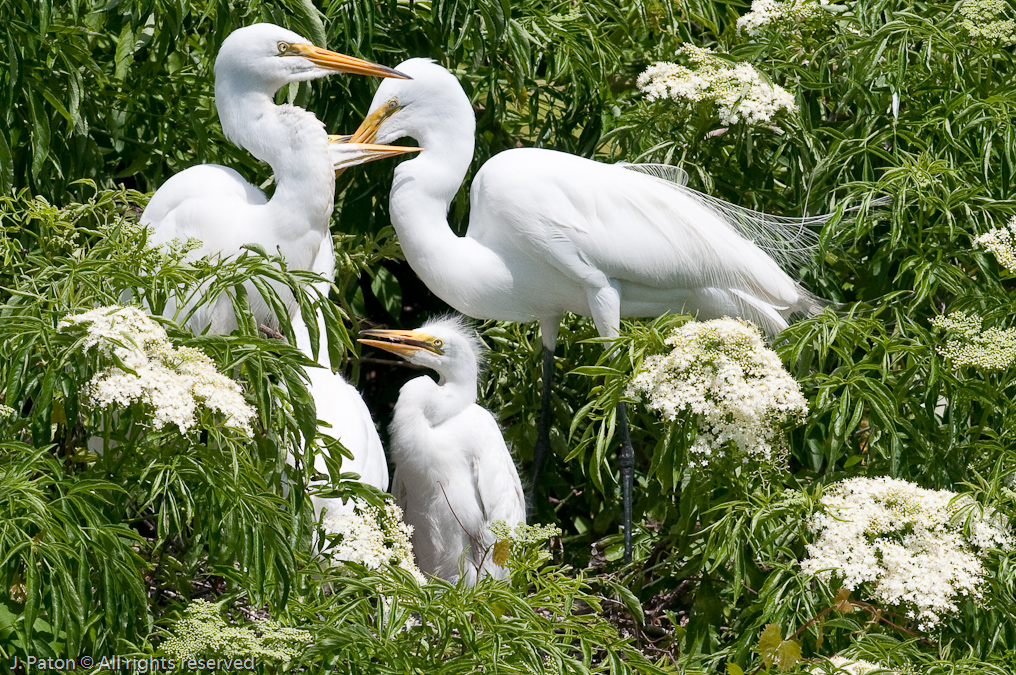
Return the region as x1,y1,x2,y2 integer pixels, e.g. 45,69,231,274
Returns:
802,476,1014,630
321,497,426,584
628,318,808,467
638,45,796,127
61,306,254,435
737,0,827,36
810,655,895,674
976,215,1016,273
931,310,1016,371
960,0,1016,43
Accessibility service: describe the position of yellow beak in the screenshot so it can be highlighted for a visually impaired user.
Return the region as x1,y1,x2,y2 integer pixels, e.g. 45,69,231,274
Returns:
290,44,409,79
330,101,416,177
358,329,444,358
348,100,404,144
329,141,421,173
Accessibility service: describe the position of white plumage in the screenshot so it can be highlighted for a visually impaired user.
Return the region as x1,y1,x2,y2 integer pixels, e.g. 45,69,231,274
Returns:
352,58,835,561
359,317,525,585
140,23,413,333
290,313,389,525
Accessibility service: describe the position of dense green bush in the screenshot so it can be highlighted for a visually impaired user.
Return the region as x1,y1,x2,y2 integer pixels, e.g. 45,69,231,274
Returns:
3,0,1016,673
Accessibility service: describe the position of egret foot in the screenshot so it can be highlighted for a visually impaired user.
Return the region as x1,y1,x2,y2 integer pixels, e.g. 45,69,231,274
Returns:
617,402,635,564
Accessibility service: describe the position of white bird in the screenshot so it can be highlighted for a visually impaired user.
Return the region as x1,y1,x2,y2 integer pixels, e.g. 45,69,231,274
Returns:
359,317,526,585
289,312,389,525
140,23,418,334
350,58,840,561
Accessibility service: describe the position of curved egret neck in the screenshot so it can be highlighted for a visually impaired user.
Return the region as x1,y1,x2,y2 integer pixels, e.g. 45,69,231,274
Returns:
387,118,515,321
216,83,335,269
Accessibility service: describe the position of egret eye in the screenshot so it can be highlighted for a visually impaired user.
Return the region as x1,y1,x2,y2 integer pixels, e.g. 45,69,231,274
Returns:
387,99,399,110
277,41,291,54
433,339,444,348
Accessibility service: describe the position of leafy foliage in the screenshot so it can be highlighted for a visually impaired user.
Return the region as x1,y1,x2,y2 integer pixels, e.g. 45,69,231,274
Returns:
4,0,1016,673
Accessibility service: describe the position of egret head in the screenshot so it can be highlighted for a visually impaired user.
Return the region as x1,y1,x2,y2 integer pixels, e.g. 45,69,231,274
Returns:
350,58,475,147
358,315,483,384
215,23,408,94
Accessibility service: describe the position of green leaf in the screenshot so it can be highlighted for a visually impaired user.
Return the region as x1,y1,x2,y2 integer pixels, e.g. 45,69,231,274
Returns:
758,623,783,669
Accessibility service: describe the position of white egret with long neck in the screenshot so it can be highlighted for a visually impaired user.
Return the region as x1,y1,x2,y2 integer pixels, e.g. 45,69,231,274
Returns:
353,58,833,561
141,23,417,333
359,317,526,585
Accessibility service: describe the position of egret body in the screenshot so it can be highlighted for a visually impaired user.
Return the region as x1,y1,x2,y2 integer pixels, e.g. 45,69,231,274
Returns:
141,23,415,333
355,59,830,560
360,317,526,585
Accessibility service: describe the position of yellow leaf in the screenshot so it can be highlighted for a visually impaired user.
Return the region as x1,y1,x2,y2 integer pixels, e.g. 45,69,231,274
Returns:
774,639,802,672
492,539,510,567
726,664,745,675
757,623,783,668
833,587,854,613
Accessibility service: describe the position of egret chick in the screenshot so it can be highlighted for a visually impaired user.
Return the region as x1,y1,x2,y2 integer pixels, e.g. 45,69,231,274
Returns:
359,317,525,585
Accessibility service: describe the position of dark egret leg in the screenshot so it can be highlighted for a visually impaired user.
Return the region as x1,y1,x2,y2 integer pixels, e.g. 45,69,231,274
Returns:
586,284,635,563
530,347,556,493
528,319,561,510
617,401,635,563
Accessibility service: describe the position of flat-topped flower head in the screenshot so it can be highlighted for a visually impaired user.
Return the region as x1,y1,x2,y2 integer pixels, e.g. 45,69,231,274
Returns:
802,476,1014,630
737,0,828,36
976,215,1016,273
321,497,425,583
637,45,796,126
931,311,1016,371
628,318,808,468
810,656,896,674
61,305,254,435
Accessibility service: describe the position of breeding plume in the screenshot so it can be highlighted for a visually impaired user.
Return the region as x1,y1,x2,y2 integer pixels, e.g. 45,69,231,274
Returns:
359,317,525,585
352,59,837,561
141,23,417,333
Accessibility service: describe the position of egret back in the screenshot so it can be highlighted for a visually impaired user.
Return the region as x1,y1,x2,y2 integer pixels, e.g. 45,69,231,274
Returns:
467,148,822,334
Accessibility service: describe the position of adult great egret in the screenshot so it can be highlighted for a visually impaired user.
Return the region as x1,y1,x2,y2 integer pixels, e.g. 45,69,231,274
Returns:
353,58,835,561
141,23,418,334
359,317,526,585
290,313,388,525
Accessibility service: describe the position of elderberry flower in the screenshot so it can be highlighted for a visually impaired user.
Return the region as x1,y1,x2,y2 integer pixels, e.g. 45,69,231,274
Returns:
161,599,310,663
60,306,254,434
810,656,895,674
976,215,1016,272
960,0,1016,44
637,45,796,126
737,0,828,36
321,497,426,583
931,311,1016,371
801,476,1014,630
628,318,808,468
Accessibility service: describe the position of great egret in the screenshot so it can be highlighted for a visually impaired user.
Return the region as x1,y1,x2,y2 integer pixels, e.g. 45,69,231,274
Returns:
352,58,836,562
141,23,418,334
290,313,388,525
359,317,526,584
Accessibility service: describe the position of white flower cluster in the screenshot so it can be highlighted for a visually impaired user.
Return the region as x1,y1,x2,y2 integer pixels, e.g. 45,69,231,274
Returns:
737,0,827,36
637,45,797,126
161,599,311,663
931,311,1016,370
60,306,254,435
321,498,426,583
976,215,1016,272
960,0,1016,44
628,318,808,467
802,476,1014,630
810,656,894,674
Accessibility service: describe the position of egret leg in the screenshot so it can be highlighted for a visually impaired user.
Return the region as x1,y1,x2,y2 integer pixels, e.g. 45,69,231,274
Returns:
530,347,556,498
617,401,635,564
